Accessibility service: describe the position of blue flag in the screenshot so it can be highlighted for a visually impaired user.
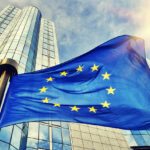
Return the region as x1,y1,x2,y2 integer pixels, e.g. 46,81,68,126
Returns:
0,35,150,129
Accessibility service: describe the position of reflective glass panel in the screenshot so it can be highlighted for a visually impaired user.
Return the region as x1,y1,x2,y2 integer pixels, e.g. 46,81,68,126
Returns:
1,14,6,18
62,129,70,145
0,27,4,31
52,127,62,143
139,130,148,134
7,17,11,21
43,49,48,55
20,56,27,64
38,140,49,149
50,51,55,57
9,145,17,150
131,130,140,134
43,38,48,43
43,34,48,39
61,122,68,129
11,126,22,149
147,130,150,135
49,41,53,45
124,134,137,146
23,45,30,54
39,124,49,141
27,138,38,148
49,32,53,36
0,141,9,150
50,45,54,50
122,130,131,134
43,43,48,49
52,143,62,150
1,23,7,28
17,124,23,129
4,20,9,24
0,126,13,143
142,135,150,145
28,122,39,139
63,145,72,150
133,135,146,146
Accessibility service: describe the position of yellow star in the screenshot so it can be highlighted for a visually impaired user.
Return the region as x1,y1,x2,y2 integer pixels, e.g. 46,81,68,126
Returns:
101,101,111,108
70,106,80,112
46,77,54,82
76,65,83,72
91,64,99,72
88,106,97,113
39,86,48,93
106,86,116,94
102,72,111,80
60,71,68,76
42,97,50,103
54,104,60,107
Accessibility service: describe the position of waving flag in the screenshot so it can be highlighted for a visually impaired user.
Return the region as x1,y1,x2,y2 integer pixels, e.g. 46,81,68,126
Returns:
0,35,150,129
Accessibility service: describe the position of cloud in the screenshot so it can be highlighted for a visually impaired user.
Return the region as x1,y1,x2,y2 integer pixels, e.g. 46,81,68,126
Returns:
0,0,150,62
8,0,41,8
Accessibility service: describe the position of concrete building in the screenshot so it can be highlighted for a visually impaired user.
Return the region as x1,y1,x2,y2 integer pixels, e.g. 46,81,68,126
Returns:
0,5,148,150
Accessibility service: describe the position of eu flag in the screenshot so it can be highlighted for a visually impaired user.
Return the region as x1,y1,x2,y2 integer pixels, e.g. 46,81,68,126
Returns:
0,35,150,129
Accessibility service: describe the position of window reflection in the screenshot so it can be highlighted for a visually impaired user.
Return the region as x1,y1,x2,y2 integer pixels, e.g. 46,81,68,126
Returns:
61,122,68,129
63,145,72,150
28,122,39,139
39,124,49,141
52,143,62,150
0,126,13,143
62,129,70,145
17,123,23,129
124,134,137,146
133,135,146,146
131,130,140,134
142,135,150,145
11,126,22,149
38,140,49,149
9,145,17,150
52,127,62,143
27,138,38,148
43,49,48,55
0,141,9,150
139,130,148,134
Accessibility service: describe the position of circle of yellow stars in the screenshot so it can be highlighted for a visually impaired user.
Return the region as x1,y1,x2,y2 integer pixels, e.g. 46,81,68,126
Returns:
38,64,116,113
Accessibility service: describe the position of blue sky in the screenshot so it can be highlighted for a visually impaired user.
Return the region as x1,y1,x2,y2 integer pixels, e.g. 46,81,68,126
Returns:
0,0,150,63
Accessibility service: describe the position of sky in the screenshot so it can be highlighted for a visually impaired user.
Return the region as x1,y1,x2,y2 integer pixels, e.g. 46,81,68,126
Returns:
0,0,150,63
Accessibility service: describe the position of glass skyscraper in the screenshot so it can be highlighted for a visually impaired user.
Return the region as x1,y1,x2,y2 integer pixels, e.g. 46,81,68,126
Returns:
0,5,149,150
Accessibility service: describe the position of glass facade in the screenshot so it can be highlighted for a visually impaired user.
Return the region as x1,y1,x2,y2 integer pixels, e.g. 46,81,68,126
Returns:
0,5,140,150
123,130,150,146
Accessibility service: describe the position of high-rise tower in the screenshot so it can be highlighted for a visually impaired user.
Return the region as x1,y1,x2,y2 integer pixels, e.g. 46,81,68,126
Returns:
0,5,142,150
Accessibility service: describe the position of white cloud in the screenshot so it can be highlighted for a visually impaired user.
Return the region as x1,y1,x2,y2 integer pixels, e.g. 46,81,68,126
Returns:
0,0,150,61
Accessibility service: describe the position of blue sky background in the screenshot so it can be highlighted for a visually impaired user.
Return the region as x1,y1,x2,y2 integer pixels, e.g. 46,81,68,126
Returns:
0,0,150,63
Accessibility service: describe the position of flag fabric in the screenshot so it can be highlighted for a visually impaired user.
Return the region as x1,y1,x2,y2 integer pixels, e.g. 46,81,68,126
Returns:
0,35,150,129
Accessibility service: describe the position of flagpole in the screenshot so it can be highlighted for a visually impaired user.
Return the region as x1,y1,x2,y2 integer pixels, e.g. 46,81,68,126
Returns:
0,58,18,112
